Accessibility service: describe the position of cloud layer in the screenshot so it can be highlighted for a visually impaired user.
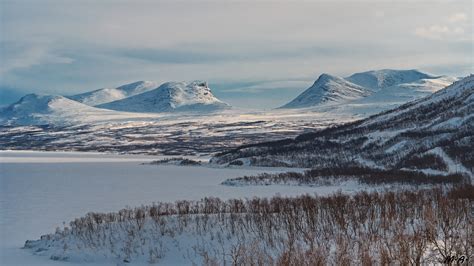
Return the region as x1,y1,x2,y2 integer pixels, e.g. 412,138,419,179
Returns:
415,12,470,40
1,0,472,108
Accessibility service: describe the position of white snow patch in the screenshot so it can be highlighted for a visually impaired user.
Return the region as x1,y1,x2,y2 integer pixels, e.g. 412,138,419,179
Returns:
385,140,408,153
426,147,473,181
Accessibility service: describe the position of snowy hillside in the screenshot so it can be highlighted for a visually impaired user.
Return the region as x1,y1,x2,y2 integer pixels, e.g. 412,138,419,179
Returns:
346,69,434,91
213,75,474,178
361,75,473,128
280,74,371,108
98,81,231,113
356,76,457,103
0,93,162,126
279,70,454,111
68,81,157,106
0,94,111,125
342,76,458,115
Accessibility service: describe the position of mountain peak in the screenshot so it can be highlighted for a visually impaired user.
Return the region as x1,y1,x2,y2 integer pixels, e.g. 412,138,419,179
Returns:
97,81,230,113
188,80,208,87
314,74,348,88
160,81,209,91
115,81,158,93
280,74,371,108
318,73,338,80
12,93,65,109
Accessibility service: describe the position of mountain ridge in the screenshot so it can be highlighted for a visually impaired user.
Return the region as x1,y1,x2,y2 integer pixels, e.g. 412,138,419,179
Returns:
279,69,455,110
346,69,435,91
97,81,231,113
68,81,158,106
0,69,459,126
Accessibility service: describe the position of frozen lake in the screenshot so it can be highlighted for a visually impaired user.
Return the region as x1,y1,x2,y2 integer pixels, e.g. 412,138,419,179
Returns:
1,151,331,265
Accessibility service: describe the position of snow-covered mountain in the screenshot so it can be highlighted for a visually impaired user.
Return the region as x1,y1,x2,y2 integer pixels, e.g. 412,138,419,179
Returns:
0,69,457,130
0,94,107,125
0,94,146,126
346,69,434,91
353,76,457,106
97,81,231,113
212,75,474,178
280,69,456,111
68,81,158,106
280,74,371,108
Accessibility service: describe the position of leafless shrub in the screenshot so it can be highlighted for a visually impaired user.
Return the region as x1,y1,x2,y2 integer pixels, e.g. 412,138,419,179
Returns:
30,186,472,264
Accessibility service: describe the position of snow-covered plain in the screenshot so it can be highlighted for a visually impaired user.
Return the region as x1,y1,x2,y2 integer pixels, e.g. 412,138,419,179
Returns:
0,150,375,265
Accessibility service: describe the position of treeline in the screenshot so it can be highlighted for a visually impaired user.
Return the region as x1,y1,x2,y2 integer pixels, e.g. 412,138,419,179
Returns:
25,186,472,265
223,166,468,186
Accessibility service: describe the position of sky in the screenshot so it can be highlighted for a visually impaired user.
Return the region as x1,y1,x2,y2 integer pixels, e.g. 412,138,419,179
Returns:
0,0,472,109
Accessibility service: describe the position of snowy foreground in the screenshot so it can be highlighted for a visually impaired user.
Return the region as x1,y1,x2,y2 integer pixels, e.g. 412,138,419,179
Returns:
0,150,394,265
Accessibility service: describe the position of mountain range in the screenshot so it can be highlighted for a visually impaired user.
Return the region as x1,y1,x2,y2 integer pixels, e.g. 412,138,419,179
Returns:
280,69,456,109
0,80,230,125
0,69,460,126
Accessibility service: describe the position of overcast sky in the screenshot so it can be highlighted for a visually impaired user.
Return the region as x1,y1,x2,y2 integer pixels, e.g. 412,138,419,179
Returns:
0,0,472,108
